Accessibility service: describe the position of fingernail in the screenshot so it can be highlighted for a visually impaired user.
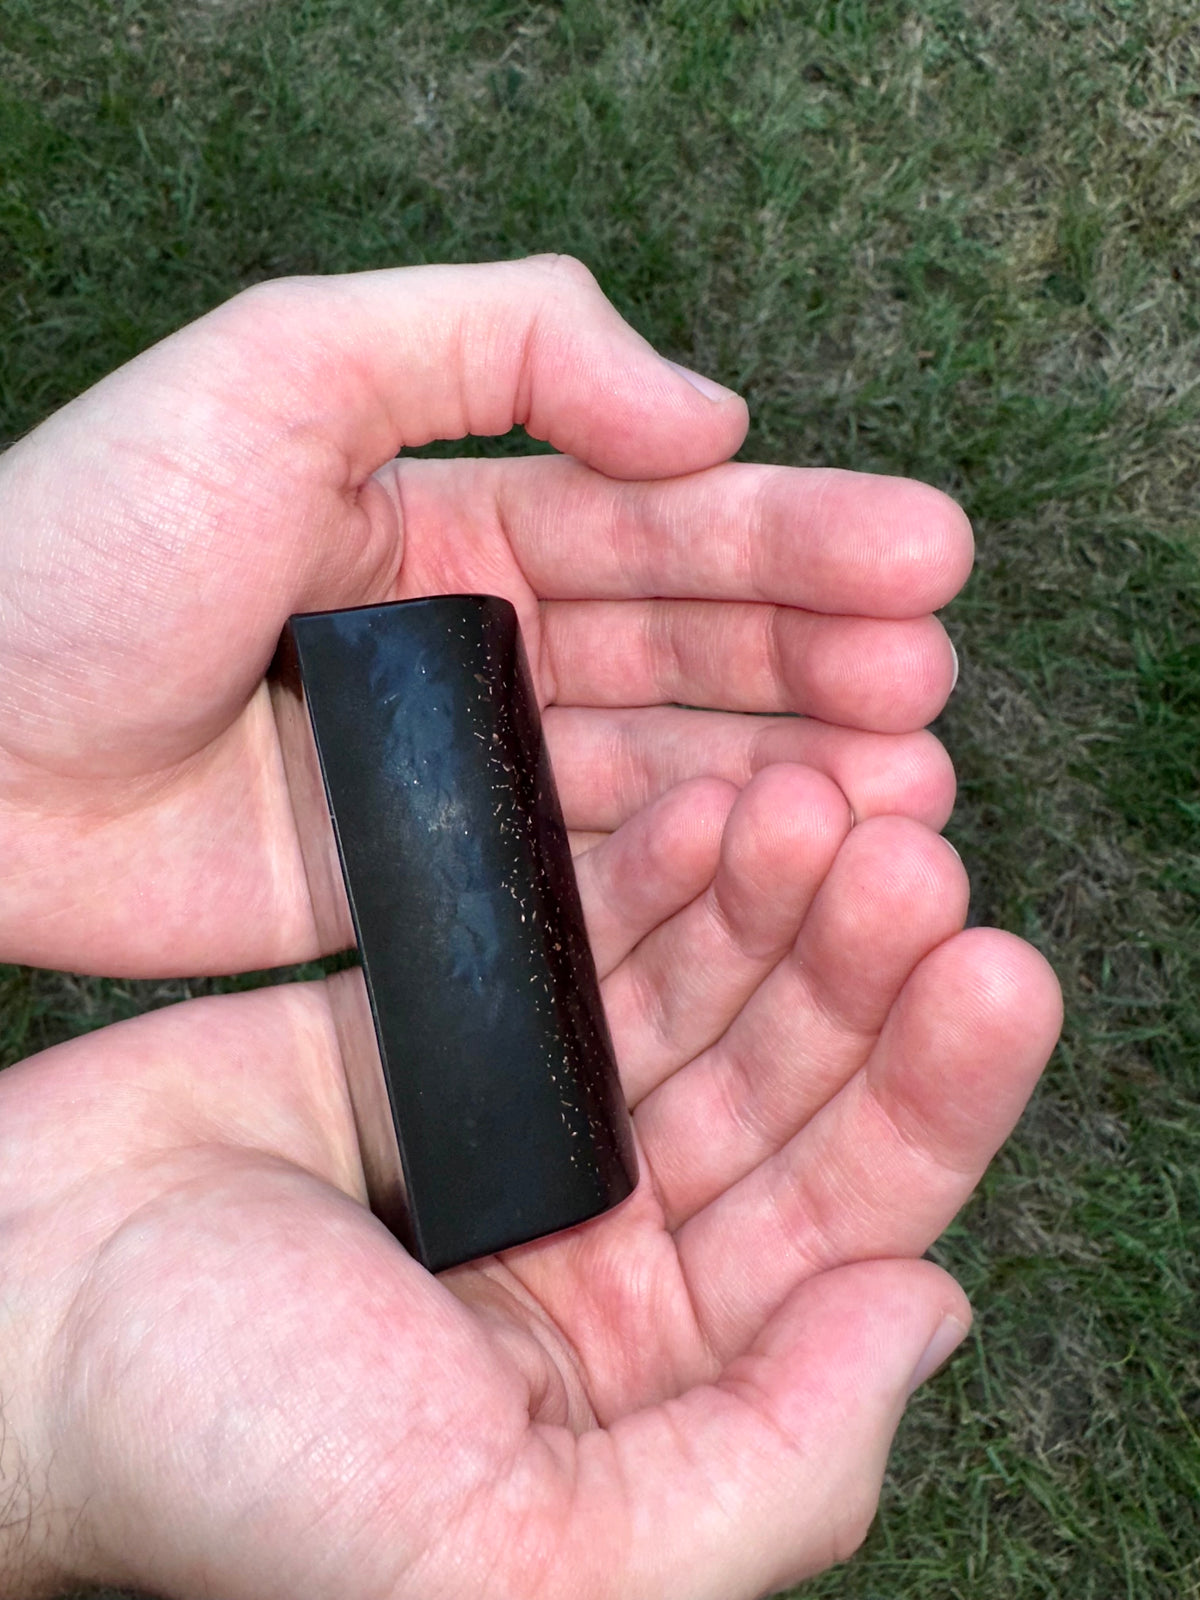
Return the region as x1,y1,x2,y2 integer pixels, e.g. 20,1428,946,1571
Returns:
662,358,738,403
948,637,960,692
907,1314,970,1397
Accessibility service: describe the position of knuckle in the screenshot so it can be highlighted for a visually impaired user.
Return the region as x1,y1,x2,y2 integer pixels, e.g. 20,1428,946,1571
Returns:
522,252,600,296
216,273,309,335
229,270,331,318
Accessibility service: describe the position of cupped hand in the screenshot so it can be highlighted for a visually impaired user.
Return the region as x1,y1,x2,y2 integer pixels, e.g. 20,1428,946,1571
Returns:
0,259,1060,1600
0,765,1061,1600
0,256,971,976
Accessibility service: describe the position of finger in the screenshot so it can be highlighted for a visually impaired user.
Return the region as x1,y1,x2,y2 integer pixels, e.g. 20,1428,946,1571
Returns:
573,777,735,977
390,452,974,618
675,930,1061,1359
545,704,957,835
637,817,969,1219
601,766,852,1103
585,1260,969,1599
540,598,956,731
173,256,749,487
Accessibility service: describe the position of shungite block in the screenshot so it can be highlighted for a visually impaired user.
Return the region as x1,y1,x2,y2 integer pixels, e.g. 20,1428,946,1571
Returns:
269,595,638,1272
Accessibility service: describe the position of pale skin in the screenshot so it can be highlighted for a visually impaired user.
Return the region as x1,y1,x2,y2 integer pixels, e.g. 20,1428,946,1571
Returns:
0,257,1062,1599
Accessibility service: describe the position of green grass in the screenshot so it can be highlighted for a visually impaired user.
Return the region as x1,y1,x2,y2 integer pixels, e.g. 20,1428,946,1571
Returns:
2,0,1199,1595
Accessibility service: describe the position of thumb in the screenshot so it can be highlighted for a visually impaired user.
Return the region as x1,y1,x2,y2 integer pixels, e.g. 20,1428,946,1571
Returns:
590,1259,970,1600
104,254,749,484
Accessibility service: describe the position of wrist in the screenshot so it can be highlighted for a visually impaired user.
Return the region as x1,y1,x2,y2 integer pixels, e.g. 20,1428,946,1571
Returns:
0,1067,101,1597
0,1289,82,1597
0,1414,76,1598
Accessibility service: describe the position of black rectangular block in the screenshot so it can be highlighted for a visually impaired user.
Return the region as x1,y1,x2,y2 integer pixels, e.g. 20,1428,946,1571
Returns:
269,595,638,1272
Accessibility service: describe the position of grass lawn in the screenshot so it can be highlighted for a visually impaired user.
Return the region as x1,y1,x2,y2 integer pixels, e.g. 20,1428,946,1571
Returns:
2,0,1198,1595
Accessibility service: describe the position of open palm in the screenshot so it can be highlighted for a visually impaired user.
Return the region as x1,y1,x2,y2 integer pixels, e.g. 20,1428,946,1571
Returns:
0,259,1060,1600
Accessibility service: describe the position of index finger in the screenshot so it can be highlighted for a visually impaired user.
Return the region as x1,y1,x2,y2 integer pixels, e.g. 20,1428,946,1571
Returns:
509,456,975,617
391,454,974,619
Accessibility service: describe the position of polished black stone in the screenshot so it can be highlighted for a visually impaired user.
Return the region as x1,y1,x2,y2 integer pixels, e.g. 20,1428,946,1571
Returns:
269,595,638,1272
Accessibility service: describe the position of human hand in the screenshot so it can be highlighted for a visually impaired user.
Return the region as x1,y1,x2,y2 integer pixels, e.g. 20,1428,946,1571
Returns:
1,775,1060,1599
0,258,1061,1597
0,256,969,976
